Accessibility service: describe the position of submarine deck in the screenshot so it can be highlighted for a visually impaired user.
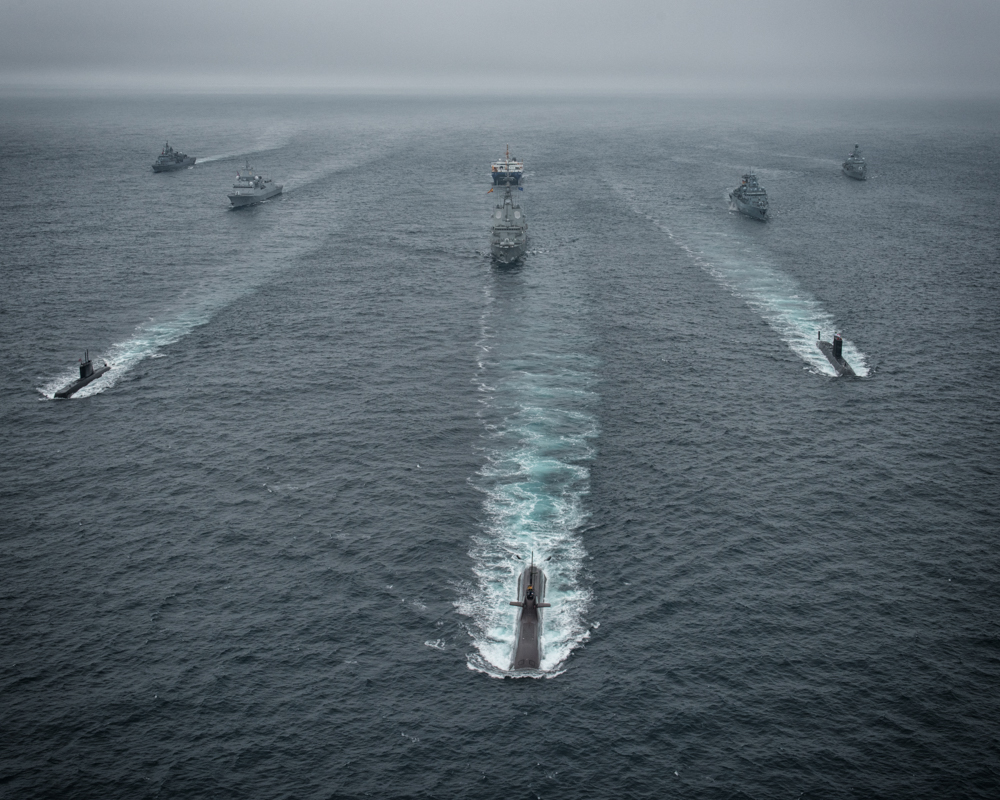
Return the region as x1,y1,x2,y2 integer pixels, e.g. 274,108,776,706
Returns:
55,364,111,399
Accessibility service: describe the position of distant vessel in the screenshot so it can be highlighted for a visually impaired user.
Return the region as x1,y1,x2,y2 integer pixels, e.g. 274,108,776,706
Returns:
152,142,195,172
490,185,528,264
491,146,524,186
842,144,868,181
817,332,856,376
228,160,283,207
729,172,769,220
54,351,111,399
509,556,550,671
489,148,528,263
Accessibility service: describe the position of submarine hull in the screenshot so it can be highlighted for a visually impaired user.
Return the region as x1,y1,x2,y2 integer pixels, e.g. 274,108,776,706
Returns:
55,364,111,399
817,340,856,377
510,564,548,671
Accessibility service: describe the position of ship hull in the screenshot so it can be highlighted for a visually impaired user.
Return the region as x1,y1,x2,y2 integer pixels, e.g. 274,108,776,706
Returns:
730,194,768,221
152,157,196,173
55,365,111,399
491,238,527,264
842,166,867,181
229,185,283,207
511,565,547,671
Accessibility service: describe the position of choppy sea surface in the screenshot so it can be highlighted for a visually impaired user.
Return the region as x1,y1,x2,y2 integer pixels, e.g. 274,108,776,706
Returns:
1,94,998,798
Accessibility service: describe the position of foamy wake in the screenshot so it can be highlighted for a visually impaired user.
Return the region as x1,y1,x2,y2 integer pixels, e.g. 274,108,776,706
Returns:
194,153,241,164
458,291,597,678
615,183,868,377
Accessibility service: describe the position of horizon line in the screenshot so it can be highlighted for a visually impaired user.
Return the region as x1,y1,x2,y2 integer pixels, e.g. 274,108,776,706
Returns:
2,70,999,101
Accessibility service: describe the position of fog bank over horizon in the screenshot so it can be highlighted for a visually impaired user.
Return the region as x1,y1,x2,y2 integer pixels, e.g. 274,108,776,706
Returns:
2,0,999,97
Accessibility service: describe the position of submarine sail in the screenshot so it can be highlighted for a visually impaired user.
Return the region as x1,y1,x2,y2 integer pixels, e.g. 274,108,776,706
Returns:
816,332,857,377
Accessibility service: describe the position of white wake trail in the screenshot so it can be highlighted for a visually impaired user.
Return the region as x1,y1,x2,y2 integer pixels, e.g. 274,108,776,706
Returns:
459,287,597,678
38,307,215,399
615,183,869,377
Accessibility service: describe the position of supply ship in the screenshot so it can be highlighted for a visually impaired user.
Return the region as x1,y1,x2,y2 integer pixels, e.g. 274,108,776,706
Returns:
491,146,524,186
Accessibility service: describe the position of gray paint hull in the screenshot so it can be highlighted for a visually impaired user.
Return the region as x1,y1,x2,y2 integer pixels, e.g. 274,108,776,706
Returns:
730,194,768,220
491,239,527,264
55,364,111,399
229,185,283,207
842,165,867,181
152,157,196,172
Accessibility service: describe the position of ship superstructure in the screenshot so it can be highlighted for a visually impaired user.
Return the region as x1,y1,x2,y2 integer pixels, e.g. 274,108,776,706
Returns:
491,146,524,186
729,171,769,221
490,185,528,264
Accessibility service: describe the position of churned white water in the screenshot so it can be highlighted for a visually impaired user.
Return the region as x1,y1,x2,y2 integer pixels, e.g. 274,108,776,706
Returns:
459,285,596,677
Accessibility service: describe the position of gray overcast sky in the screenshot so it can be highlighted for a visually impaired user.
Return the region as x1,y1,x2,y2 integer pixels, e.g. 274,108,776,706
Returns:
1,0,998,94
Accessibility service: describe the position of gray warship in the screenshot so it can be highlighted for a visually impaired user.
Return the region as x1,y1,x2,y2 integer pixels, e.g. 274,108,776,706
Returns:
842,144,868,181
729,171,769,220
152,142,195,172
228,160,283,207
490,184,528,264
509,557,550,671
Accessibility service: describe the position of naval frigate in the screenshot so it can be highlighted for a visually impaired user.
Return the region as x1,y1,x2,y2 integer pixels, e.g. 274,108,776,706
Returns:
490,185,528,264
729,171,769,221
842,144,868,181
152,142,196,172
228,160,283,207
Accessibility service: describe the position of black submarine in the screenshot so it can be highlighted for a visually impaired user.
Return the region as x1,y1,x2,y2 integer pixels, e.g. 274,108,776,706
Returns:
54,351,111,399
817,332,856,377
509,555,550,671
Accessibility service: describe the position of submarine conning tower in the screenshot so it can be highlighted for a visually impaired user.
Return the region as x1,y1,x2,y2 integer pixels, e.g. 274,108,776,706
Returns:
80,350,94,379
833,334,843,359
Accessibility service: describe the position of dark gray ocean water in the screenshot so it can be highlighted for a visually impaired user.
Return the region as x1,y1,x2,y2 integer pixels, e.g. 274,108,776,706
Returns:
1,95,999,799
